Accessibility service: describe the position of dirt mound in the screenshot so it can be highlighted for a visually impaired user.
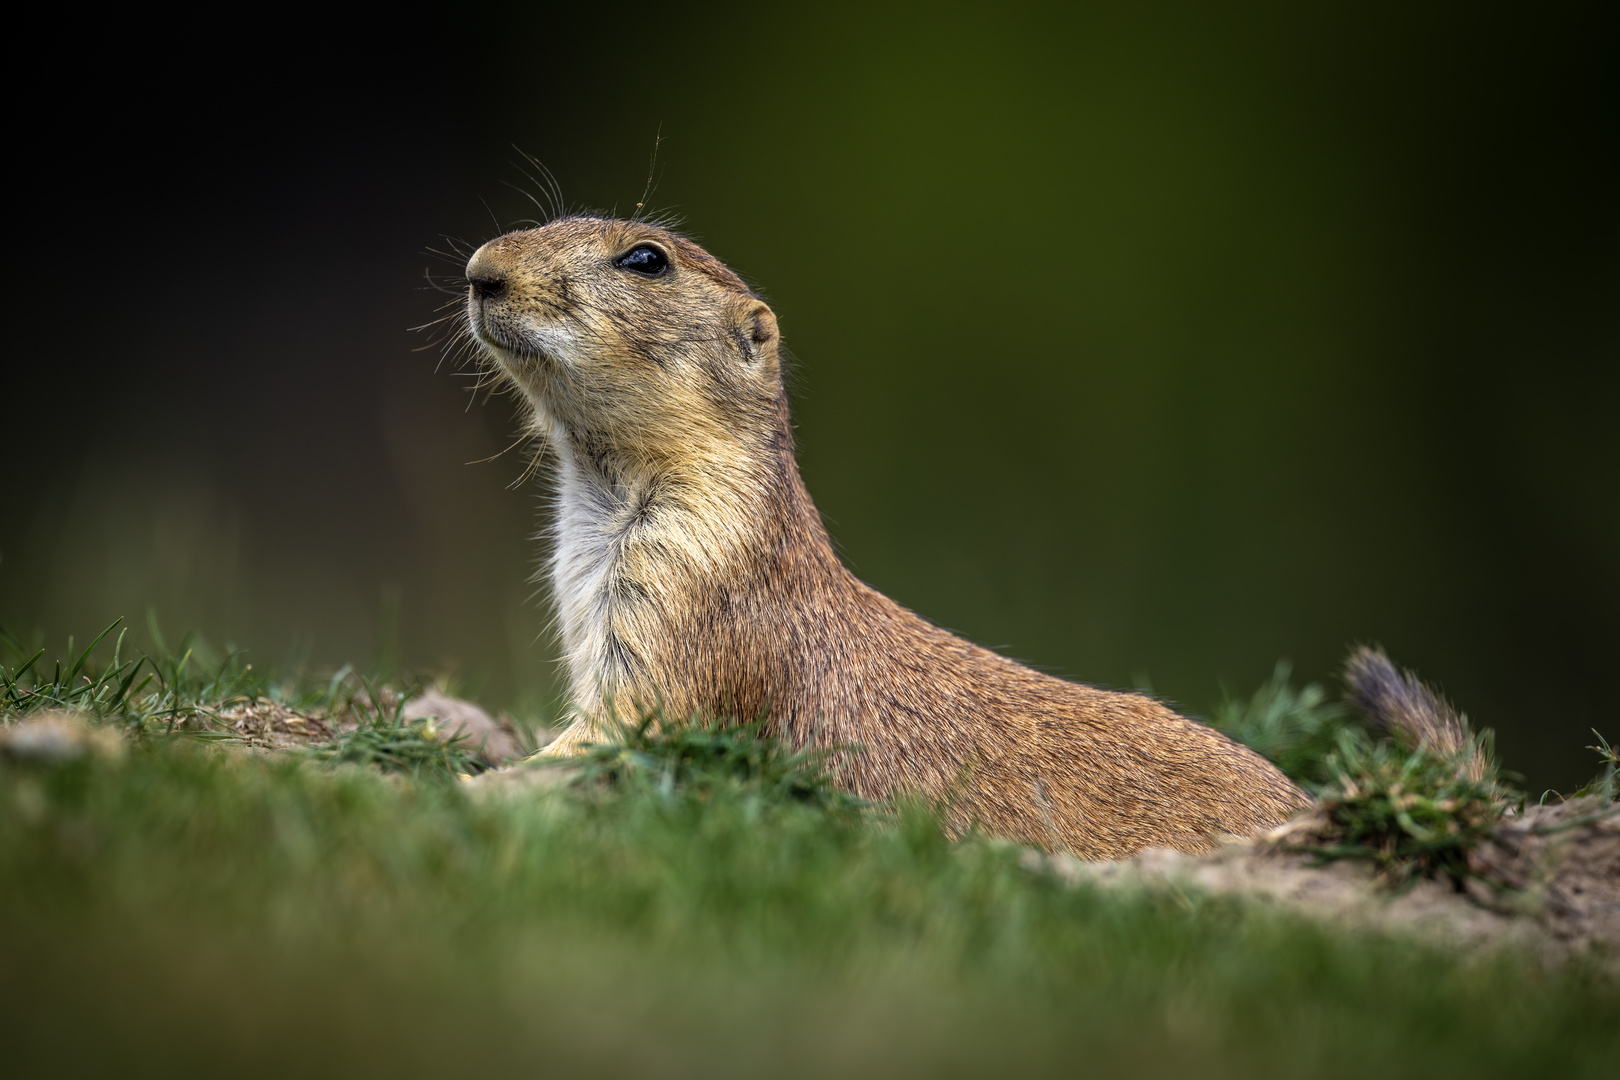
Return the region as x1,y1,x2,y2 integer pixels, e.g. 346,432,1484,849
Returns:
1030,798,1619,967
207,691,533,767
217,701,336,750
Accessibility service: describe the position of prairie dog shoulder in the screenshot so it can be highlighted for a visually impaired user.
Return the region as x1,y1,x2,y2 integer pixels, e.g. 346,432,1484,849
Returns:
465,215,1307,857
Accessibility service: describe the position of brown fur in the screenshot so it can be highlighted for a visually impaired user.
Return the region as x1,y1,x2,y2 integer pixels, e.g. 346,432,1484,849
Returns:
465,216,1308,858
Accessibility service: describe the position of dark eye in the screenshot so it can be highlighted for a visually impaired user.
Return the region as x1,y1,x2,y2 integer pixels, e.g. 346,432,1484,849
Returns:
617,245,669,276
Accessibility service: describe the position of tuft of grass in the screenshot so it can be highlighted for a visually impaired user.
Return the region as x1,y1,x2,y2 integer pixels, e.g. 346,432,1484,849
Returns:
1210,661,1353,785
567,708,867,816
1,619,153,721
307,678,482,782
2,617,298,736
1301,725,1514,887
1,621,490,783
1570,730,1619,803
1213,662,1526,887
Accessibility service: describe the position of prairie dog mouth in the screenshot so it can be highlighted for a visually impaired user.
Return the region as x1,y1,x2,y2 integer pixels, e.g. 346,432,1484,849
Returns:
467,306,515,354
469,306,574,369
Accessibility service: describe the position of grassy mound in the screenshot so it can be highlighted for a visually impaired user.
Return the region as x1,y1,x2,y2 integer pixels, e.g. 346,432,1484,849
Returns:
1,626,1616,1077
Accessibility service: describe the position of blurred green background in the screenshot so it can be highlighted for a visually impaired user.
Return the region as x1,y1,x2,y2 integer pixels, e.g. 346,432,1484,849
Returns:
5,2,1615,790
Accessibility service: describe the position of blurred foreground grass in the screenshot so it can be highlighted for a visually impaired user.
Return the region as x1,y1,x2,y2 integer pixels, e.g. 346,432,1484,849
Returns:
1,625,1617,1078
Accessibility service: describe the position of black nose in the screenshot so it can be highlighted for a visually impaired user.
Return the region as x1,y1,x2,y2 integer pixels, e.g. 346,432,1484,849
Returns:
469,273,505,300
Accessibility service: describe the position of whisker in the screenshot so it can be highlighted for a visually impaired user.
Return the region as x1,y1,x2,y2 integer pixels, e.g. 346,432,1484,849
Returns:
509,439,549,490
499,179,553,223
479,195,505,236
514,148,566,221
467,432,533,466
633,125,664,221
425,243,475,266
418,266,466,297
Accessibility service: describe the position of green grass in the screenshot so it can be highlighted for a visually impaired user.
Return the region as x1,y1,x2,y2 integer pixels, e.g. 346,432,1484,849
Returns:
569,708,867,815
1303,727,1513,885
1207,662,1607,886
310,678,485,781
3,616,317,732
1,617,479,778
2,627,1617,1078
1209,660,1354,785
1573,730,1619,803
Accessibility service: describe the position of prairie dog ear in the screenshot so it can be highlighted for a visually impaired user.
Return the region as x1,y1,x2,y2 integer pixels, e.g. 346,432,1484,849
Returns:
737,299,779,364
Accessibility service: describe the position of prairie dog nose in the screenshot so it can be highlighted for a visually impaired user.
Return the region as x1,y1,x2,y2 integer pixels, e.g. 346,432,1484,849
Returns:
465,247,508,300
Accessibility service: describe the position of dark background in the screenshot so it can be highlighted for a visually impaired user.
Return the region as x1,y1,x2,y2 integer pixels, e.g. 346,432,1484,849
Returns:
5,3,1616,791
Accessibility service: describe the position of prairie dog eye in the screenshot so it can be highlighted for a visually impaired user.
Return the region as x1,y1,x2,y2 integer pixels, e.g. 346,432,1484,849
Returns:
617,245,669,276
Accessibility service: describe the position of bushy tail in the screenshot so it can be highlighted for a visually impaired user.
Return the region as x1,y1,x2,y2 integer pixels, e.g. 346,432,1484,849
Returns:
1342,645,1488,781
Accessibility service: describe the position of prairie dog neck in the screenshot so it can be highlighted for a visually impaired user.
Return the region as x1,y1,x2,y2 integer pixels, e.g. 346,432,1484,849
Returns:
541,406,791,714
463,215,793,719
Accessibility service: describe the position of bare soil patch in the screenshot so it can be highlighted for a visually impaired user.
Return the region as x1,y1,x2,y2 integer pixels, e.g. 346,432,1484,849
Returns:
216,689,532,766
1031,798,1620,967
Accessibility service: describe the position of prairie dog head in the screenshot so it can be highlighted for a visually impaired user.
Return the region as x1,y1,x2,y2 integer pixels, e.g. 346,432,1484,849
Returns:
465,217,783,452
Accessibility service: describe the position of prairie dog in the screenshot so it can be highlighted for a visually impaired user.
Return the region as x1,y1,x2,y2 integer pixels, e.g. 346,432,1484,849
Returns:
465,216,1307,857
